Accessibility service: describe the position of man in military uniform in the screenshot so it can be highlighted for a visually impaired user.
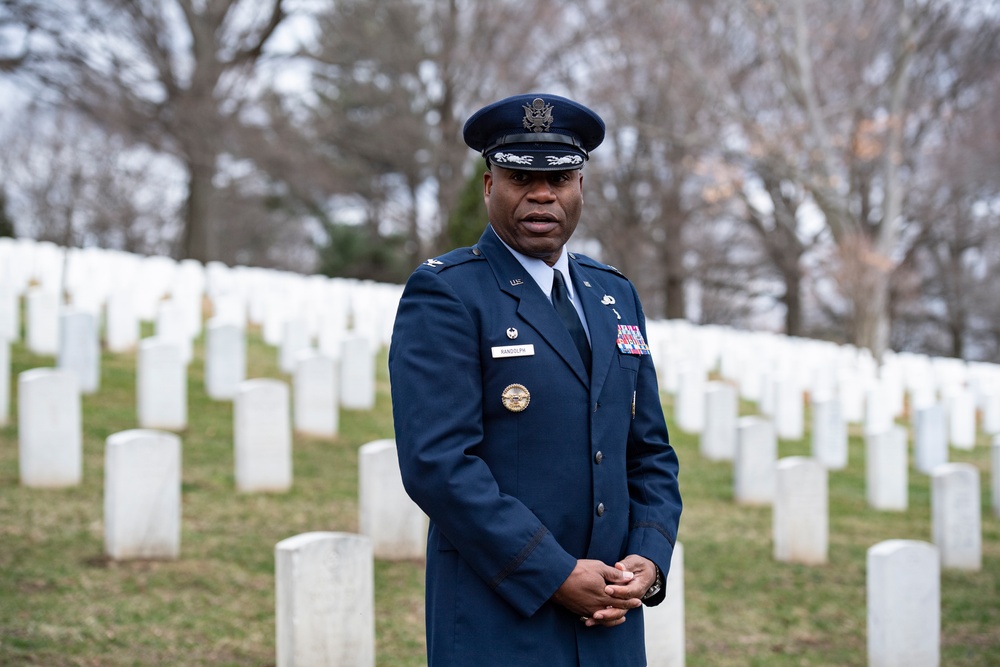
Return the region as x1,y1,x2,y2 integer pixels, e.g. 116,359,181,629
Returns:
389,93,682,667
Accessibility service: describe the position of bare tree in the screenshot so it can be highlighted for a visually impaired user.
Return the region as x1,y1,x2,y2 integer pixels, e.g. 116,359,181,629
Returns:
895,73,1000,360
1,106,182,254
5,0,295,263
573,0,722,321
296,0,599,268
725,0,1000,357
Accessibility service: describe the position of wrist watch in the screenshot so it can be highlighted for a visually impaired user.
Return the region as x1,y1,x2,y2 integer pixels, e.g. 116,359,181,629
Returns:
641,566,663,600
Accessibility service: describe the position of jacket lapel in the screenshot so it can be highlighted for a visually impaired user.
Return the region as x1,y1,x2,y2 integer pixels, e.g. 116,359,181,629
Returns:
477,228,589,386
570,259,618,402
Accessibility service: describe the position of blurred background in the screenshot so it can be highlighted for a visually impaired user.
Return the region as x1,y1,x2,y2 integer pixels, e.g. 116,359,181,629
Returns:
1,0,998,362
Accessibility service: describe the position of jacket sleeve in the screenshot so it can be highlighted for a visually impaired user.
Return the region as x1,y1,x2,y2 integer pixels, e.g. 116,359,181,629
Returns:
388,268,577,617
621,282,682,606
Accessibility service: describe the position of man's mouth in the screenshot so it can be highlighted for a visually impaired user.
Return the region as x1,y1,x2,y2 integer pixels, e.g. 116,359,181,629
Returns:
521,214,558,233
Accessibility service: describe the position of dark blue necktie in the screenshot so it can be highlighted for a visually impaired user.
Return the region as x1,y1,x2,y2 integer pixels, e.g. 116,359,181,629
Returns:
551,269,591,373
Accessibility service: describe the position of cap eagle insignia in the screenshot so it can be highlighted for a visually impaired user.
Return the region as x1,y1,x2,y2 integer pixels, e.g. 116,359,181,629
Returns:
522,98,554,133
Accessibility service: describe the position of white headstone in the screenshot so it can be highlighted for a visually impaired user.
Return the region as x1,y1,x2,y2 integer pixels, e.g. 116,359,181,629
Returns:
931,463,981,571
867,540,940,667
947,387,976,450
105,288,139,353
104,429,181,560
864,383,894,436
235,379,292,492
865,426,908,511
18,368,82,487
58,309,100,394
644,542,685,667
759,371,775,417
339,335,376,411
26,288,60,356
0,283,18,342
204,319,246,401
700,382,737,461
992,436,1000,519
773,457,827,565
811,398,847,470
293,351,338,438
838,370,867,424
0,340,8,427
734,416,776,506
155,299,193,365
275,532,375,667
137,337,187,430
279,317,311,374
674,364,705,434
358,439,427,560
982,390,1000,435
774,378,804,441
317,291,349,360
909,382,936,414
880,362,906,418
914,405,948,475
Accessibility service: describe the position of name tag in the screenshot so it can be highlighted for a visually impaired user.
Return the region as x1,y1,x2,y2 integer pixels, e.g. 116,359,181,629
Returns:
491,344,535,359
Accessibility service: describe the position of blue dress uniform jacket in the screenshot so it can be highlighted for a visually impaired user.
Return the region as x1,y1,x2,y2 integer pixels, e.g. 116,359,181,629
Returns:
389,226,682,667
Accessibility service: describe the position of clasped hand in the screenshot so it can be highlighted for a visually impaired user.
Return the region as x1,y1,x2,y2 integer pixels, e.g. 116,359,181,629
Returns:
550,555,657,627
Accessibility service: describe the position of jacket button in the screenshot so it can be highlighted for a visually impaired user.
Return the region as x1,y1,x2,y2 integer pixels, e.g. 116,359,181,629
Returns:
596,503,605,516
594,451,604,464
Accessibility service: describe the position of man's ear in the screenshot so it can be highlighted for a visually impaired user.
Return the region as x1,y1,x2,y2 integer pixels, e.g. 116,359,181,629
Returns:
484,171,493,202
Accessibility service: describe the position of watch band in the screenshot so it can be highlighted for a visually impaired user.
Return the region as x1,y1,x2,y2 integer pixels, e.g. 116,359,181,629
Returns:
641,566,663,600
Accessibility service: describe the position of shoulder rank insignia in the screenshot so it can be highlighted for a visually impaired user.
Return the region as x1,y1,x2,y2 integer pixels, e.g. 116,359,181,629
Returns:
424,258,444,267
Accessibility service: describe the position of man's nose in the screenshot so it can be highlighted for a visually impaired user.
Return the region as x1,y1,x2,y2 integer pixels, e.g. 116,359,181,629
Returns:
526,177,556,201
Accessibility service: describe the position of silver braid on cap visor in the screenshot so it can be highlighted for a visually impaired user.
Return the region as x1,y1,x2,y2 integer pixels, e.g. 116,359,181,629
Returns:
482,132,589,158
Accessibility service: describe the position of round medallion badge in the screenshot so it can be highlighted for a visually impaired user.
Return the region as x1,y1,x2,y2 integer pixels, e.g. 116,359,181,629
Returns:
501,384,531,413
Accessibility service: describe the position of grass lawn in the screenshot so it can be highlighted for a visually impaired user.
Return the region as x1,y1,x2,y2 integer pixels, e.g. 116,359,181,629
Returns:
1,324,997,666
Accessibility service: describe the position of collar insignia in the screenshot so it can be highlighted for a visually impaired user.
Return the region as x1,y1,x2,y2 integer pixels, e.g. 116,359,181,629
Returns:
522,98,554,133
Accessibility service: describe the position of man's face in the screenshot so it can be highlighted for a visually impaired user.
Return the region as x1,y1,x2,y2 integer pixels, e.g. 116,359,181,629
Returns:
484,166,584,267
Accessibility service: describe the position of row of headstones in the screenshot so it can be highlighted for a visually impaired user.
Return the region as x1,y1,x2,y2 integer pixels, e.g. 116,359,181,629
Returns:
0,238,402,359
647,319,1000,423
768,455,985,571
280,440,687,666
97,422,967,667
8,347,962,666
96,434,429,562
695,398,982,665
1,312,377,434
51,422,683,667
672,359,999,449
697,380,999,522
276,530,946,667
1,285,379,396
258,440,955,667
274,530,687,667
13,367,358,490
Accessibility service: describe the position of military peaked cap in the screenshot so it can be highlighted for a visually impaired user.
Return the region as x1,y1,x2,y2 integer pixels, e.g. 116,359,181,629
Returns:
463,93,606,171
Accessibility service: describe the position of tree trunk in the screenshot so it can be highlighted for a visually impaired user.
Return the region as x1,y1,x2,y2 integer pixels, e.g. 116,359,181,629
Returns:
783,269,802,337
854,278,890,361
183,158,215,263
